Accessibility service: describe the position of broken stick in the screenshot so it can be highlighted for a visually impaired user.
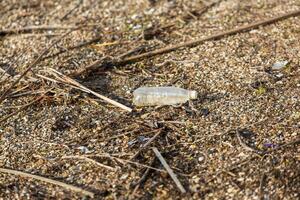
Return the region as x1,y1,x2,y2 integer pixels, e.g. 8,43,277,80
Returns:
0,167,94,197
152,147,186,194
0,29,74,104
48,68,132,112
130,129,163,160
0,25,78,35
0,95,44,123
72,9,300,77
43,35,102,60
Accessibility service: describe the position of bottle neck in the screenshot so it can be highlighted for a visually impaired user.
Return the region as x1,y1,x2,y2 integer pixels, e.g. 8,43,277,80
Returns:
189,91,198,99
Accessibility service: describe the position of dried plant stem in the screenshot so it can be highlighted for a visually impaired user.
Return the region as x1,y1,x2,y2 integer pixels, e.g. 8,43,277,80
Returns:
73,9,300,77
60,0,83,20
236,131,263,155
0,167,94,197
87,154,167,173
122,9,300,63
0,25,78,35
0,30,74,104
61,156,116,171
48,68,132,112
43,35,102,60
152,147,186,193
0,96,44,123
264,137,300,154
130,158,156,199
130,129,163,160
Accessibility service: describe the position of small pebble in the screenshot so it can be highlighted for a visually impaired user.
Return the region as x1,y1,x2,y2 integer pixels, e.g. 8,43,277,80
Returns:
198,156,204,162
77,146,90,153
272,61,288,70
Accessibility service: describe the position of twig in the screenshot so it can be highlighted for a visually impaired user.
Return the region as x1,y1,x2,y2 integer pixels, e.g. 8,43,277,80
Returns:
130,158,156,199
236,131,263,155
86,154,167,173
43,35,102,60
0,29,74,104
207,155,259,183
0,25,79,35
130,129,163,160
47,68,132,112
0,167,94,197
72,9,300,77
259,172,267,200
152,147,186,193
105,128,158,141
60,0,83,20
8,90,48,98
70,57,107,77
264,137,300,154
61,156,116,171
122,9,300,62
197,1,219,17
0,96,44,123
117,45,147,60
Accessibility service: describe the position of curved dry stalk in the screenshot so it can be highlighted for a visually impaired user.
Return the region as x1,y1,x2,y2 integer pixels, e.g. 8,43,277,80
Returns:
0,30,75,104
0,167,94,197
72,9,300,77
86,154,167,173
61,156,116,171
0,96,44,123
47,68,133,112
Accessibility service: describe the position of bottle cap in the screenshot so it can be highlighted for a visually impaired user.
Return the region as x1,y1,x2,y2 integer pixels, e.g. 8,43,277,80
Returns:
189,91,198,99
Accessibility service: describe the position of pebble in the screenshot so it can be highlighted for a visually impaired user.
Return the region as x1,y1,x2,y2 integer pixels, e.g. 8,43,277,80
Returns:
198,156,204,162
272,61,288,70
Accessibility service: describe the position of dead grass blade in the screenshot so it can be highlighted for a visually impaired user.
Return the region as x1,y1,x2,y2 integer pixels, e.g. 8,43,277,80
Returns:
87,154,167,173
72,9,300,77
0,167,94,197
0,95,44,123
152,147,186,193
43,35,103,60
46,68,132,112
130,129,163,160
0,29,75,104
61,156,116,171
122,9,300,63
130,158,156,199
0,25,79,35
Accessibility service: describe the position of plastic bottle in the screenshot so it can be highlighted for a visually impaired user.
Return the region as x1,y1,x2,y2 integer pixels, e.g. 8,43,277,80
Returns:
133,86,197,106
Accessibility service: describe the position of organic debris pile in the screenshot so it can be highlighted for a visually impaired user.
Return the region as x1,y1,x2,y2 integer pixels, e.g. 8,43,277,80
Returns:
0,0,299,199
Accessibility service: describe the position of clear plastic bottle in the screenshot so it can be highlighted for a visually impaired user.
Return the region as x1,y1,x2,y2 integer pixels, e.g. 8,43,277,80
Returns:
133,86,197,106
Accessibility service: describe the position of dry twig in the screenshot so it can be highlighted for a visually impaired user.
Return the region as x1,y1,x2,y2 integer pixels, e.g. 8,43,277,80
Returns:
0,167,94,197
0,25,79,35
0,95,44,123
46,68,132,112
43,35,102,60
86,154,167,173
259,172,267,200
130,158,156,199
130,129,163,160
0,30,74,104
236,131,263,155
61,156,116,171
152,147,186,193
72,9,300,77
60,0,83,20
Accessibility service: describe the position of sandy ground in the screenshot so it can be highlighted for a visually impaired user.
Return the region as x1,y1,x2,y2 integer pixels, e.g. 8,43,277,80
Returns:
0,0,299,199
